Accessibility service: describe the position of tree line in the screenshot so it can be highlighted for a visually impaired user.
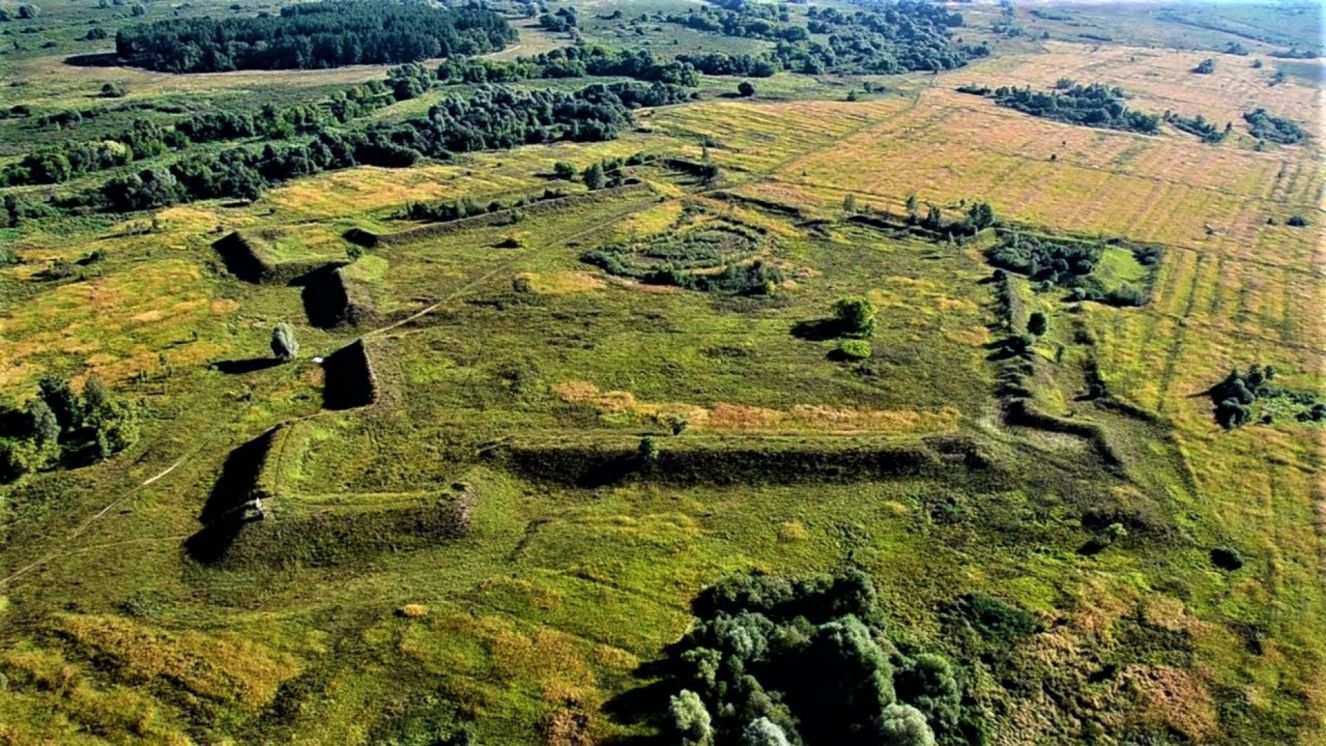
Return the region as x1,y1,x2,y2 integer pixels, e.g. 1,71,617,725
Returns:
53,82,690,213
959,80,1160,134
437,44,700,87
112,1,514,73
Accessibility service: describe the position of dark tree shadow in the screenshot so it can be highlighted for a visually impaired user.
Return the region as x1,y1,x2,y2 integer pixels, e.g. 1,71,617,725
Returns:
210,358,283,374
790,318,844,341
63,52,118,67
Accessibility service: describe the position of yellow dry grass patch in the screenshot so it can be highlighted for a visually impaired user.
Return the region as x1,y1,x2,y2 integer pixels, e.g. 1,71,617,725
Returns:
1125,665,1220,742
616,200,685,237
0,259,231,393
54,614,301,709
514,271,606,295
764,85,1322,273
952,41,1321,131
650,97,907,175
554,381,959,434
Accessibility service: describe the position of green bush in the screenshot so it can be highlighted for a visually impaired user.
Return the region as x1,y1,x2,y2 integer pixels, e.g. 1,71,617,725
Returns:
833,296,877,337
837,340,873,360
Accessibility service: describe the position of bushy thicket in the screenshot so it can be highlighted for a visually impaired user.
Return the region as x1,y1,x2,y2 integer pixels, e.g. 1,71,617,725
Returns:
1243,108,1306,144
0,376,139,482
437,44,700,86
962,81,1160,134
661,569,964,746
1166,112,1227,143
1207,364,1325,428
57,82,686,213
986,233,1153,305
114,1,514,72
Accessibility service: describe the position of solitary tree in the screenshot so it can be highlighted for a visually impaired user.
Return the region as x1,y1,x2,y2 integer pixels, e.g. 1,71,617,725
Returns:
553,161,576,180
843,193,858,213
638,435,660,470
271,322,299,362
583,162,606,190
833,296,877,337
738,80,756,98
1028,311,1048,336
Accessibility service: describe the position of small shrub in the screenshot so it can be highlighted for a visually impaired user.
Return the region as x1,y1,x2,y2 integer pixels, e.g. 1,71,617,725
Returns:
1287,214,1309,227
832,296,877,337
737,80,755,98
836,339,873,360
552,161,577,180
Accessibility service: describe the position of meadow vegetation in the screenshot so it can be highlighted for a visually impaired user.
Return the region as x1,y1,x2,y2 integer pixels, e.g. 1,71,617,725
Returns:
0,0,1322,744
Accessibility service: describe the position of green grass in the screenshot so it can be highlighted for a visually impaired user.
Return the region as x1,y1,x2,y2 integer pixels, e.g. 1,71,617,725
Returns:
0,1,1323,743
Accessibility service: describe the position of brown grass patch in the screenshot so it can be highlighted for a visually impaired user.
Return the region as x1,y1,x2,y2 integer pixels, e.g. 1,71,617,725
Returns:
553,381,959,434
53,614,301,709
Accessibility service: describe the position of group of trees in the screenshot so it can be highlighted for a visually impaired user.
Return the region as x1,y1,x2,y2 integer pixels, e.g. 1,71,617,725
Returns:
1208,364,1325,428
1243,108,1306,144
1165,111,1229,144
0,376,139,482
662,0,981,76
959,81,1160,134
113,2,515,72
661,569,963,746
1209,364,1275,428
437,44,701,87
986,233,1151,306
55,81,685,213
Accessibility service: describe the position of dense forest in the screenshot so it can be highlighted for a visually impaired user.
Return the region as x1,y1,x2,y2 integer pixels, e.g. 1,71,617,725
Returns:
57,82,690,212
113,1,515,73
959,80,1160,134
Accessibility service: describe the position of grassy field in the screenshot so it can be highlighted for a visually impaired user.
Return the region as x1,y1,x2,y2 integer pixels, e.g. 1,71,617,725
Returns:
0,0,1323,744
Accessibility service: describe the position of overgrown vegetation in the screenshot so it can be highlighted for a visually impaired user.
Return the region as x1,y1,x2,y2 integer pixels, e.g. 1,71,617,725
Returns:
582,209,779,294
959,81,1160,134
658,569,969,745
985,232,1156,305
1243,108,1307,144
663,0,984,75
50,82,688,213
0,376,139,482
1207,364,1325,428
